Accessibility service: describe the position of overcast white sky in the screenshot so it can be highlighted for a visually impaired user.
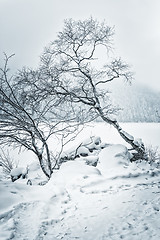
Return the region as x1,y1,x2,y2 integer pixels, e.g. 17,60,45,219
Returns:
0,0,160,91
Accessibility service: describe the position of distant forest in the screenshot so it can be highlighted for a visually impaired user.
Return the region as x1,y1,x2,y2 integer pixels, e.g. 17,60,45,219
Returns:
109,82,160,122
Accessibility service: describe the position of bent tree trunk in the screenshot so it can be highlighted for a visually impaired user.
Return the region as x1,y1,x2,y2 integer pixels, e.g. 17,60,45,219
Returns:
96,107,146,161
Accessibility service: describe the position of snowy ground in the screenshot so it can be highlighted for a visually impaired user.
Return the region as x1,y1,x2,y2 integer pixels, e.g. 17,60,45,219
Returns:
0,123,160,240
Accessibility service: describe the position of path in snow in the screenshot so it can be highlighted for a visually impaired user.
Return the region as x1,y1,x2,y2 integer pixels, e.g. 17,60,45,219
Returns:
1,174,160,239
38,176,160,240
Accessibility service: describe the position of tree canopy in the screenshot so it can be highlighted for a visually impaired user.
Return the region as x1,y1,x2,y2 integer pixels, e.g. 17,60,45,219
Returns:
40,18,145,160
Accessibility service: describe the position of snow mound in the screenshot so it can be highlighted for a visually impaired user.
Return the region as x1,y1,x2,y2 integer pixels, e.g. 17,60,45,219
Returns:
97,144,131,177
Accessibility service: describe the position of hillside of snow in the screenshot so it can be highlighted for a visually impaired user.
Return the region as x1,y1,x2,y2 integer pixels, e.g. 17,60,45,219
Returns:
0,123,160,240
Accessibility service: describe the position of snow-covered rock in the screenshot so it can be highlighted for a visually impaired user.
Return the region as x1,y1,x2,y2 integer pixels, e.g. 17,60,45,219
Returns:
77,146,90,156
10,167,28,182
59,136,106,164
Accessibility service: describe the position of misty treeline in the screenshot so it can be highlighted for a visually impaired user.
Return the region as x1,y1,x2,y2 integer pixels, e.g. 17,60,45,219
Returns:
108,83,160,123
0,18,147,178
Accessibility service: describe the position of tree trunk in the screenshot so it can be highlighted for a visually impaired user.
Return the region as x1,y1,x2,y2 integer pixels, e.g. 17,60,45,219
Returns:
30,132,52,178
37,153,51,179
97,107,146,161
43,141,53,176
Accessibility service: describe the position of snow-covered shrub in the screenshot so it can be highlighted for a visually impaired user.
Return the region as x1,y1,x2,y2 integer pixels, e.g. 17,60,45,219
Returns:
131,145,160,170
145,145,160,165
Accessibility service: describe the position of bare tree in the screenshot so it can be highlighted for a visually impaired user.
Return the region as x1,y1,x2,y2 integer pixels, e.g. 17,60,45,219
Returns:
40,18,146,161
0,54,84,178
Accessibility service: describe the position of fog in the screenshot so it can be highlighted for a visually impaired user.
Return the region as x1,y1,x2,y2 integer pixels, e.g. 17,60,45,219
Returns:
0,0,160,91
